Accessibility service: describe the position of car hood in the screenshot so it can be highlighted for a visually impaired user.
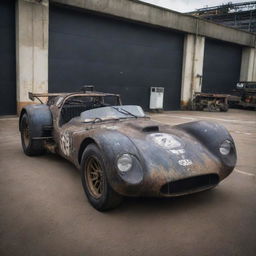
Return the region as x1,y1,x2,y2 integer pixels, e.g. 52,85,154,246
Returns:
98,119,223,181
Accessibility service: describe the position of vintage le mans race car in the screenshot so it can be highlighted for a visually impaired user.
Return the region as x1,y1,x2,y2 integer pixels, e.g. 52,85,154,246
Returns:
19,87,237,211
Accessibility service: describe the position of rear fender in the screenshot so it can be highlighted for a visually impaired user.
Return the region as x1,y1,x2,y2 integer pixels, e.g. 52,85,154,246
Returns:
19,104,52,138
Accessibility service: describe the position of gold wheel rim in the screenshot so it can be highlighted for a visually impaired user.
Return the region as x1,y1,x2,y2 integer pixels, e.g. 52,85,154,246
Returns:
85,156,104,199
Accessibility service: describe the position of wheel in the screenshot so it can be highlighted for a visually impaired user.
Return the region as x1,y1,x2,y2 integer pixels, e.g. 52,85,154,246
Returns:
20,113,44,156
196,104,204,111
208,103,216,112
220,104,229,112
81,144,123,211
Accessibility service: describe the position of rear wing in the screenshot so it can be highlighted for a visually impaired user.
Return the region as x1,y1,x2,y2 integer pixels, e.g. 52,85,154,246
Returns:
28,90,122,106
28,92,67,104
28,86,96,103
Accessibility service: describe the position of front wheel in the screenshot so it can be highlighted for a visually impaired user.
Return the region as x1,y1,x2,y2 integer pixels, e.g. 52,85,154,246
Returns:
80,144,123,211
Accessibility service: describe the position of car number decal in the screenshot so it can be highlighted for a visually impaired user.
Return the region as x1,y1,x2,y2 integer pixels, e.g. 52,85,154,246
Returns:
149,133,181,149
60,131,72,156
178,159,193,166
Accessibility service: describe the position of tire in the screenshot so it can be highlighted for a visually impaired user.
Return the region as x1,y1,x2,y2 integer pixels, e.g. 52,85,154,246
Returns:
220,104,229,112
80,144,123,211
20,113,44,156
208,103,216,112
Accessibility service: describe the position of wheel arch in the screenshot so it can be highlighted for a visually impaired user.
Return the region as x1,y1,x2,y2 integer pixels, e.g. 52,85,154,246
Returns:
78,137,98,165
19,104,52,138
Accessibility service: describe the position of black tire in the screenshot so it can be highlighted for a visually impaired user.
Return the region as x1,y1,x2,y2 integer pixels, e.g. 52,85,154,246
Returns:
208,103,216,112
220,104,229,112
80,144,123,211
20,113,44,156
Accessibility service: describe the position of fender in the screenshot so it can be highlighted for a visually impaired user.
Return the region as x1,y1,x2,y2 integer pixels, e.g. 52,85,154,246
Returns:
175,120,237,169
19,104,53,138
77,130,144,195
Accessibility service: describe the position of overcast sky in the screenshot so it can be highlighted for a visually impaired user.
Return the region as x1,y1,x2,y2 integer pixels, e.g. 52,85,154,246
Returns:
139,0,252,12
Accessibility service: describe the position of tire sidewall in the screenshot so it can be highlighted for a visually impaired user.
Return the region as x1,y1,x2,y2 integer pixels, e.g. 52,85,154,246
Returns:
20,114,32,154
80,144,109,210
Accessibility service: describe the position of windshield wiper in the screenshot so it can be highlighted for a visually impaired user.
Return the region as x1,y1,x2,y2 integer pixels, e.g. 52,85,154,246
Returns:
111,106,138,118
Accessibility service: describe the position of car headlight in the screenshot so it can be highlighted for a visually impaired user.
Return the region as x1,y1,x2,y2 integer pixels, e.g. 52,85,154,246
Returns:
117,154,133,173
219,140,232,155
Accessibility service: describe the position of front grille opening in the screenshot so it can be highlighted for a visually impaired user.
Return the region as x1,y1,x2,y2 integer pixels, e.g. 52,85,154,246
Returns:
160,174,219,195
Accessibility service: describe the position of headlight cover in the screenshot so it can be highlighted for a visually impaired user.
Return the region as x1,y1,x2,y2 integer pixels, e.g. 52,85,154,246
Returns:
117,154,133,173
219,140,232,155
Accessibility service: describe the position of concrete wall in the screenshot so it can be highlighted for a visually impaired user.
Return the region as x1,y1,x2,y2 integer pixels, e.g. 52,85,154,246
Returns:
240,47,256,82
52,0,256,47
181,34,205,108
16,0,49,113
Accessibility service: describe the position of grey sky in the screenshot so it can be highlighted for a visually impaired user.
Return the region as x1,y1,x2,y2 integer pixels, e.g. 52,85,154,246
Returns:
139,0,252,12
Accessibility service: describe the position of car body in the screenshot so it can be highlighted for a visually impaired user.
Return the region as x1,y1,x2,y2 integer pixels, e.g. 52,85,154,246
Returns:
19,87,237,210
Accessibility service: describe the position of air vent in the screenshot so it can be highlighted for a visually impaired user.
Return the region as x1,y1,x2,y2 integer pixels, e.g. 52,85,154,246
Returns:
142,126,159,132
160,174,219,195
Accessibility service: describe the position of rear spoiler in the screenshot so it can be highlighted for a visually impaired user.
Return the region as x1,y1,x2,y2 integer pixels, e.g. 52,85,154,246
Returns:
28,92,67,104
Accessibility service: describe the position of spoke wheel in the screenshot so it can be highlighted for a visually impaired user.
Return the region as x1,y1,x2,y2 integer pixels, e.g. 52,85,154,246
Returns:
85,156,104,199
81,144,123,211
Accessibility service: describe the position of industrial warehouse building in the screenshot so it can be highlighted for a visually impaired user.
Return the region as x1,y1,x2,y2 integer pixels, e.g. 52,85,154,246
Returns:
0,0,256,115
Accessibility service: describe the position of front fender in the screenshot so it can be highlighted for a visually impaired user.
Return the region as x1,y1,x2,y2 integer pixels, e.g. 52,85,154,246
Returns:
175,121,237,174
77,130,145,196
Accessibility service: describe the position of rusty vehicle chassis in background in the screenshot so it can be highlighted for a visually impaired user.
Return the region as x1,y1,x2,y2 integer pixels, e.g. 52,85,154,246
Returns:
191,92,229,112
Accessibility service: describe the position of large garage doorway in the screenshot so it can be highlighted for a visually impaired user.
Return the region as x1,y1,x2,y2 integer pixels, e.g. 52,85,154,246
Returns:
202,39,242,94
0,0,16,115
49,5,184,110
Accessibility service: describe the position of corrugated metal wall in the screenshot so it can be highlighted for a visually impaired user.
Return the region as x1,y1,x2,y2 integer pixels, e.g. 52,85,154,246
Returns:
202,39,242,94
0,0,16,115
49,5,184,110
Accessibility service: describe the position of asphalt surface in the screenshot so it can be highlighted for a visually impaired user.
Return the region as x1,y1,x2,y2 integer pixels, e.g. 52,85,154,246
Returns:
0,109,255,256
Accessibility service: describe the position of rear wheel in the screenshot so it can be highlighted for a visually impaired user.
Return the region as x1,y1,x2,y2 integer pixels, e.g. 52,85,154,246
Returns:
81,144,122,211
20,113,44,156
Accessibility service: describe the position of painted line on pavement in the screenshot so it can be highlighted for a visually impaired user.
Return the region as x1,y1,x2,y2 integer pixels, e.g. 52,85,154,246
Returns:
234,168,255,177
153,114,256,125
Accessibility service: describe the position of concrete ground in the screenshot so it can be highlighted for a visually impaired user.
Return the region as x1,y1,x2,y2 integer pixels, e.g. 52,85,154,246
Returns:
0,109,255,256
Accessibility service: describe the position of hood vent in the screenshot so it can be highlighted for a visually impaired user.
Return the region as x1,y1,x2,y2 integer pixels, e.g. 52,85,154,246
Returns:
142,125,159,133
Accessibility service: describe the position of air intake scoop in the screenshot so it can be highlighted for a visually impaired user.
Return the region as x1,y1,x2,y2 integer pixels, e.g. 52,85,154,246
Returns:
142,126,159,132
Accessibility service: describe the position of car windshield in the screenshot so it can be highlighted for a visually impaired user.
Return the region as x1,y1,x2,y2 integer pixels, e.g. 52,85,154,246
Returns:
80,105,145,123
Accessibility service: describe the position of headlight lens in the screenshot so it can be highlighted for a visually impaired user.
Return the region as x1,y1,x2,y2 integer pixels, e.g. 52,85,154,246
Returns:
219,140,232,155
117,154,133,173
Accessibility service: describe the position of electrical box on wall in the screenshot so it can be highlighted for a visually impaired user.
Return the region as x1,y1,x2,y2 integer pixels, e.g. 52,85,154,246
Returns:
149,87,164,110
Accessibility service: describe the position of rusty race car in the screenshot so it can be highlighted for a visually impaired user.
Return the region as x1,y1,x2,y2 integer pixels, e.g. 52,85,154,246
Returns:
19,87,237,211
